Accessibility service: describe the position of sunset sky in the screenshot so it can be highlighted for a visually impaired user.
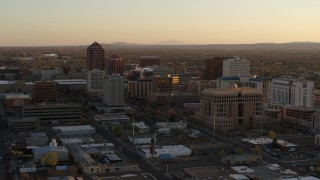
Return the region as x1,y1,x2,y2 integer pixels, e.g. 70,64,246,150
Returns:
1,0,320,46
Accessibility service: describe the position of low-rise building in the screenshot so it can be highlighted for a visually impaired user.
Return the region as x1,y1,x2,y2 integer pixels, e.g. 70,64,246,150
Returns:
132,121,150,133
7,117,40,131
221,154,262,165
241,137,273,148
19,162,37,173
128,134,156,145
23,103,83,126
94,114,130,125
52,125,96,136
26,132,49,147
33,146,69,162
137,145,192,159
60,137,95,145
47,165,77,177
155,121,187,130
276,140,299,152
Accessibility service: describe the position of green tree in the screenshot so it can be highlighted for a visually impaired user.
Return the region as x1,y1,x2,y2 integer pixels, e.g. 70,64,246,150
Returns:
251,146,262,154
234,147,244,155
268,130,276,139
173,129,184,142
217,150,226,158
44,152,58,166
113,125,123,137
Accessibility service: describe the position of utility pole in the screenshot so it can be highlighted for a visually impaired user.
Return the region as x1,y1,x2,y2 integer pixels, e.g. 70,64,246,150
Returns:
132,116,135,146
213,113,216,142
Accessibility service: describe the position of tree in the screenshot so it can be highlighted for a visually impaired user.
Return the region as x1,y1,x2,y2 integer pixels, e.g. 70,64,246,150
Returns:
251,146,262,154
43,152,58,166
315,166,320,174
113,125,123,137
234,147,244,155
173,129,184,142
268,130,276,140
217,150,226,158
149,145,157,159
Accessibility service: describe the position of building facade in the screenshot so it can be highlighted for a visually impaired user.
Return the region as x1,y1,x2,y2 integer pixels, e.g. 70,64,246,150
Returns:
222,58,250,77
199,87,263,131
87,69,105,92
271,78,314,107
106,54,125,75
153,75,179,93
203,57,231,80
128,79,153,98
282,105,320,134
103,74,124,106
87,42,105,71
33,81,58,103
23,103,82,126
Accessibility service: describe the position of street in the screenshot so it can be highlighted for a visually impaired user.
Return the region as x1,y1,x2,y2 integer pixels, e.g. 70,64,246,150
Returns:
87,117,169,180
0,104,8,180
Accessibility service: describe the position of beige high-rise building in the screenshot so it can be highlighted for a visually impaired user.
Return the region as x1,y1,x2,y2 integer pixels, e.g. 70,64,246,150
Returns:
199,87,263,131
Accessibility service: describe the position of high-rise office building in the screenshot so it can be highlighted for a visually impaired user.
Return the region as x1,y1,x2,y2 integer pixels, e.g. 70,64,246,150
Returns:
203,57,231,80
223,57,250,77
153,75,179,93
106,54,125,75
33,81,57,103
271,78,314,107
200,87,263,131
103,74,124,106
87,69,105,92
87,42,105,71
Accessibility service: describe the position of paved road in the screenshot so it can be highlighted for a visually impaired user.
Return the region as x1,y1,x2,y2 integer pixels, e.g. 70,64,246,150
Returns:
87,118,168,180
187,121,309,176
0,104,8,180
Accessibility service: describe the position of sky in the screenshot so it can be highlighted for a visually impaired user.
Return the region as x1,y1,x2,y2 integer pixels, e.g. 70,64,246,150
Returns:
1,0,320,46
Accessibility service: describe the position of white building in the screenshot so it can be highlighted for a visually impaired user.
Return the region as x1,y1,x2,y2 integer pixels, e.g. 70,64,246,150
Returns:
137,145,192,158
271,78,314,107
223,57,250,77
103,74,124,106
87,69,105,92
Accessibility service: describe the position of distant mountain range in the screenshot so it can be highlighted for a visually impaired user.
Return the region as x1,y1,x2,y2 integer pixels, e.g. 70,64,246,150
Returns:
100,41,320,50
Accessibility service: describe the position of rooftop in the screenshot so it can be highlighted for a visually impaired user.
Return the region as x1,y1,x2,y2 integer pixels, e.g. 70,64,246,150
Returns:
33,146,68,153
241,137,273,145
54,79,87,85
231,166,255,174
277,139,299,147
53,125,95,132
202,87,262,95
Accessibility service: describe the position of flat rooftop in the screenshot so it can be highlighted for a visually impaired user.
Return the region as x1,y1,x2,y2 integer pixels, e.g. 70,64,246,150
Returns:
53,125,95,131
202,87,262,95
231,166,255,174
54,79,87,85
277,139,299,147
241,137,273,145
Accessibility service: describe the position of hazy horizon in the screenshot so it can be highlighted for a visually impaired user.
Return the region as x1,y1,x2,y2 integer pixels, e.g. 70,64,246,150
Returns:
1,0,320,46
